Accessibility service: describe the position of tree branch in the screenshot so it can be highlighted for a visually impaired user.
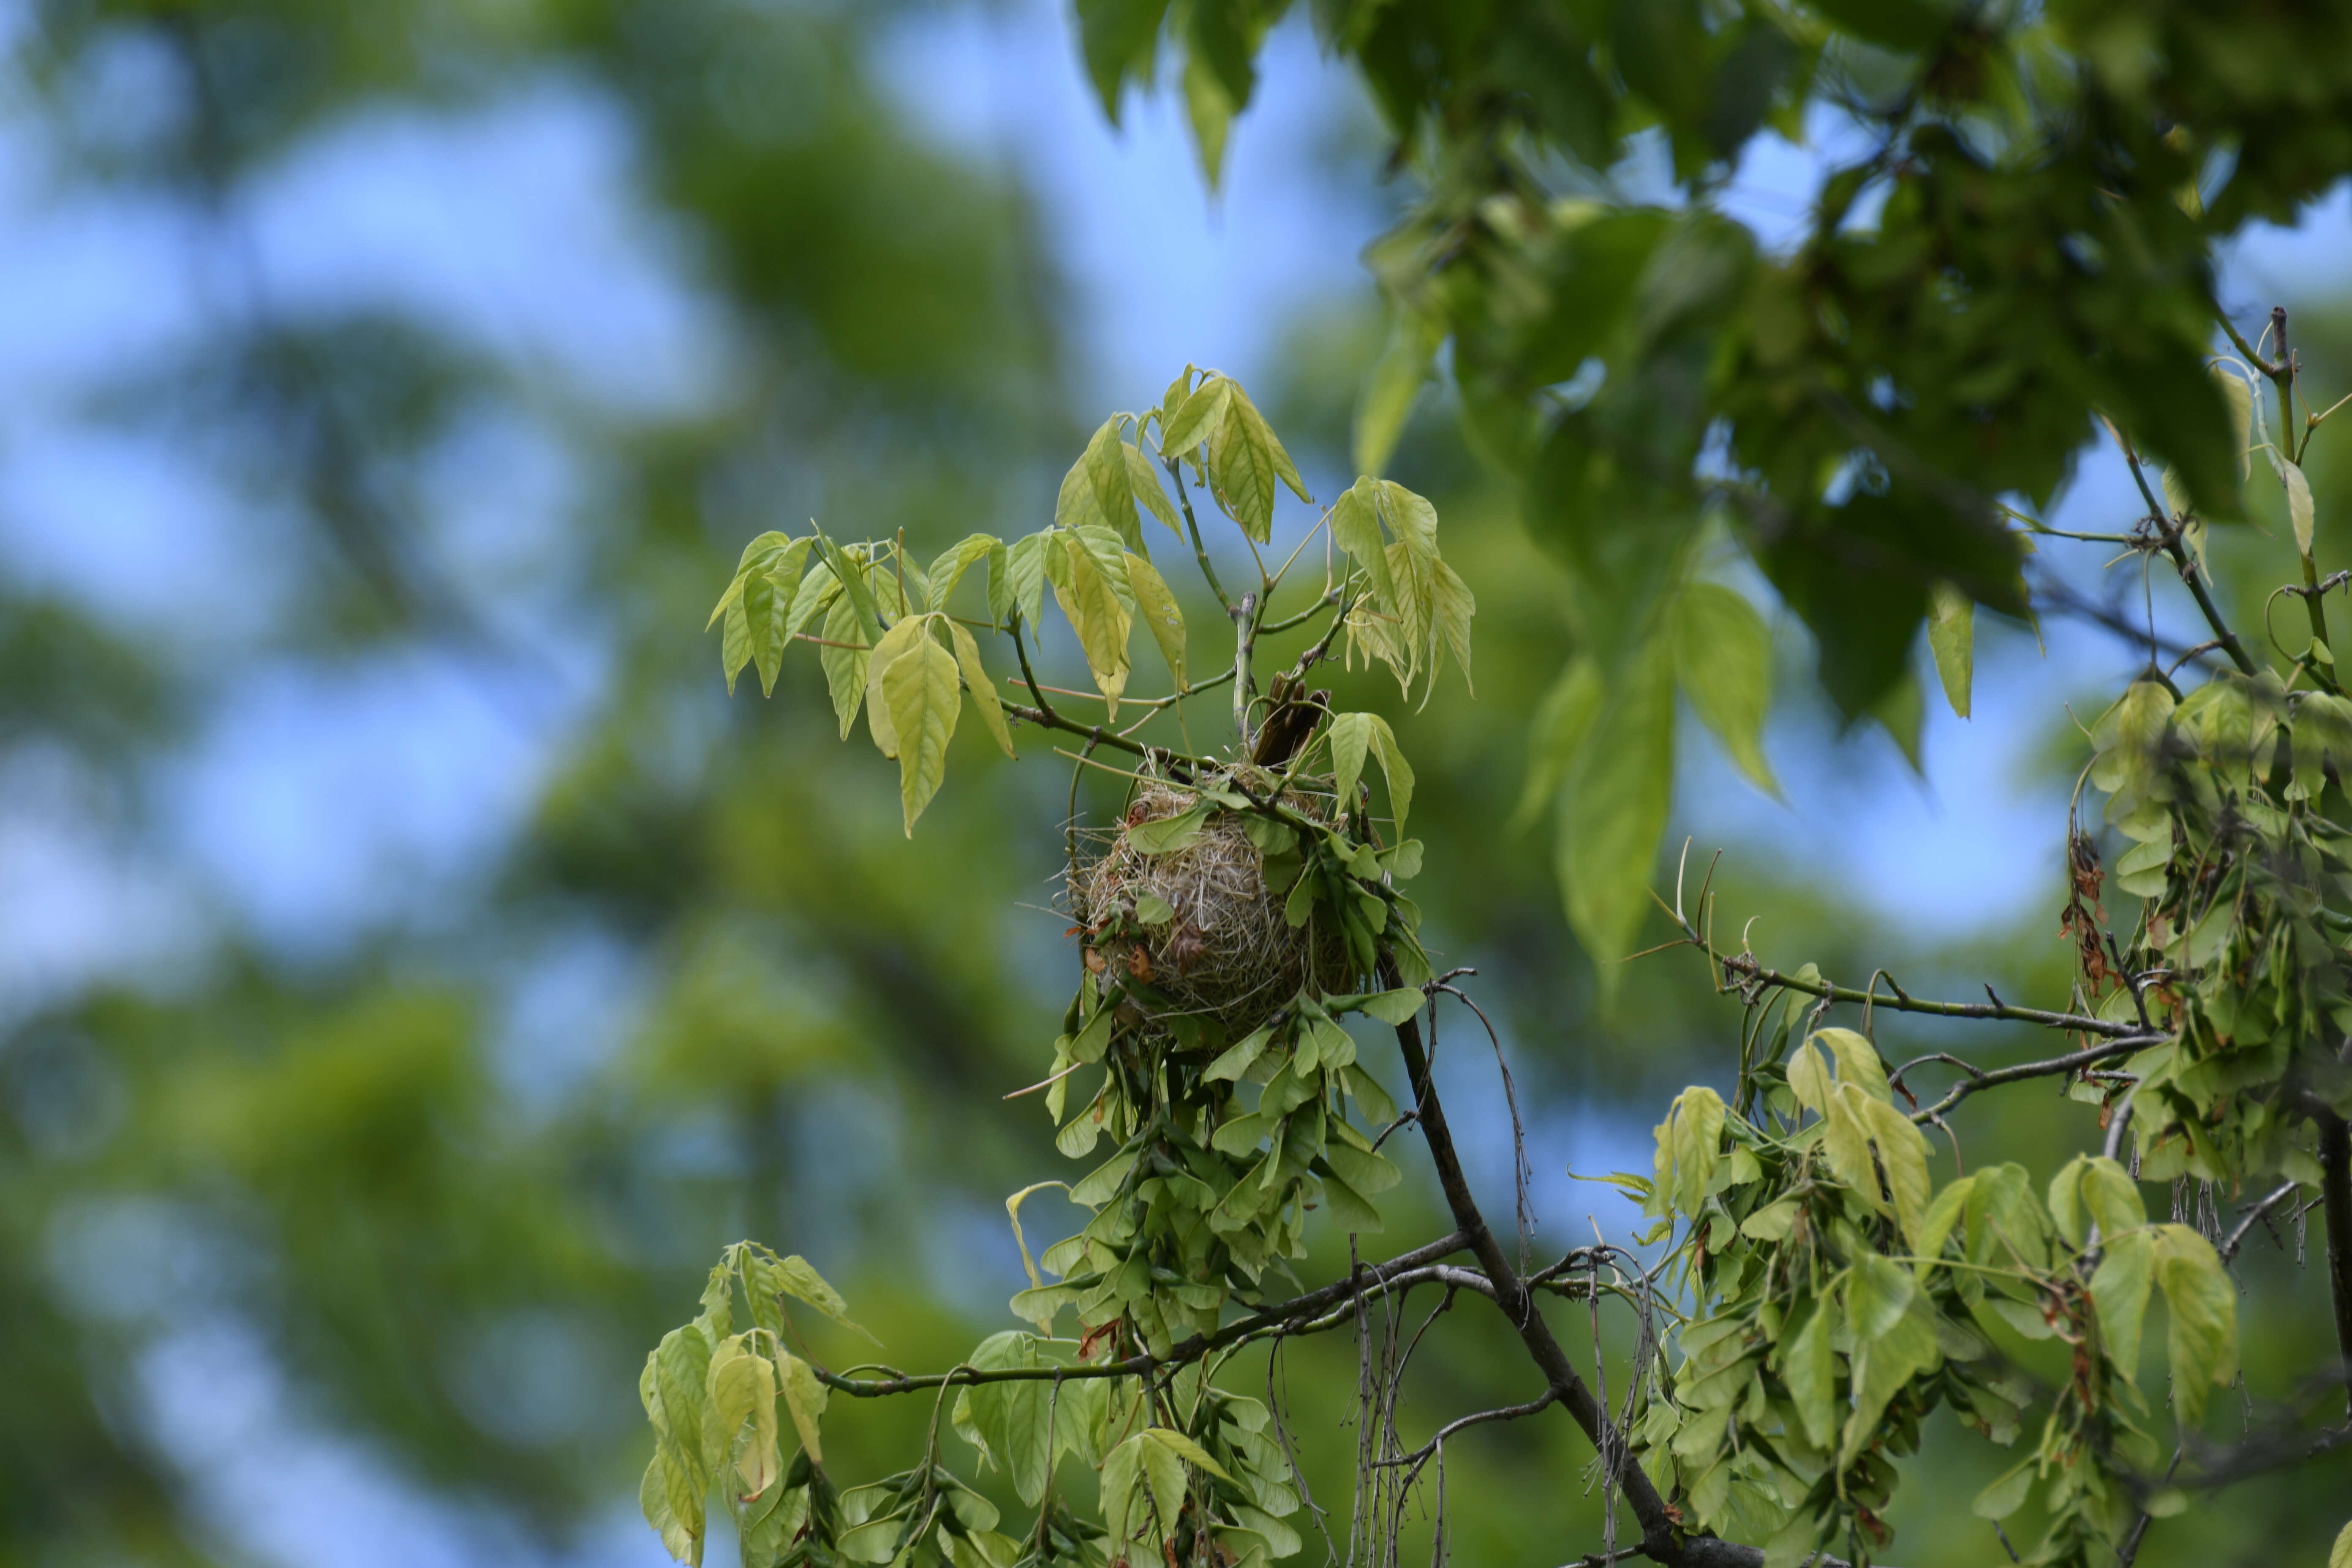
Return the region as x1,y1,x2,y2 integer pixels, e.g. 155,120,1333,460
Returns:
811,1230,1470,1397
1715,952,2153,1040
2319,1109,2352,1422
1379,959,1694,1563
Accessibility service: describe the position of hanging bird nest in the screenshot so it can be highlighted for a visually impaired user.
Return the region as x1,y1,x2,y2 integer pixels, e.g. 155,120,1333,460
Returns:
1071,774,1354,1039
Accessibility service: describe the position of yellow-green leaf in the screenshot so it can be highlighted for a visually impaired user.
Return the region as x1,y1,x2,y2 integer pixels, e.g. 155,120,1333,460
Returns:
1158,375,1230,454
2153,1223,2238,1423
1124,552,1187,691
775,1349,828,1463
1928,582,1974,719
2285,456,2317,557
865,616,932,758
1124,441,1183,538
947,621,1015,759
882,637,962,835
820,591,871,741
1049,533,1131,714
1209,387,1279,543
1328,478,1397,608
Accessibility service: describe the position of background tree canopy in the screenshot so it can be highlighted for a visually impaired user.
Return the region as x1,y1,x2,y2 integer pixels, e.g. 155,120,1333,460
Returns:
1,2,2349,1566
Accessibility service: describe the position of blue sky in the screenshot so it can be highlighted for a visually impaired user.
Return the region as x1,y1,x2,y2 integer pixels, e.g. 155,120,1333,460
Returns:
4,3,2352,1563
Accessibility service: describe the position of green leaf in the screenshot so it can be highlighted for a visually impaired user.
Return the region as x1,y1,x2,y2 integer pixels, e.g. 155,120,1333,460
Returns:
1859,1093,1932,1247
721,593,752,697
1354,988,1424,1026
1124,552,1187,692
1100,1432,1144,1540
1927,583,1973,719
1845,1252,1916,1344
1368,715,1414,828
1328,479,1398,609
1557,637,1674,972
1659,1085,1724,1214
1126,802,1209,854
965,1333,1053,1506
1511,656,1603,833
1840,1296,1938,1466
1669,583,1777,793
2331,1520,2352,1568
2090,1230,2154,1377
1073,0,1171,122
1204,1023,1276,1082
1429,557,1475,696
1342,1064,1397,1124
1738,1200,1798,1241
882,638,961,835
1124,441,1183,538
2284,456,2317,557
707,1339,784,1494
1321,1138,1399,1195
818,536,887,638
1318,1168,1384,1232
1813,1027,1892,1102
820,584,871,741
1780,1295,1838,1450
1230,380,1308,505
928,534,1001,614
997,533,1048,632
1354,306,1443,476
2153,1223,2238,1423
1971,1459,2035,1521
864,616,933,758
1328,712,1372,816
1209,386,1280,543
945,621,1015,760
1047,533,1131,714
1158,374,1230,454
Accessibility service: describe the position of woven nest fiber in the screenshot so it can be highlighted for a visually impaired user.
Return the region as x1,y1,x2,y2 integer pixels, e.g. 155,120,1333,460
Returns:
1072,779,1353,1037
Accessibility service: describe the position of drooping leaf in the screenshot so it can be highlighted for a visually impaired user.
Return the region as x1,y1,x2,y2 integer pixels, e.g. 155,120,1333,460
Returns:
1927,581,1974,719
1048,532,1131,713
947,621,1015,759
1557,637,1675,973
2153,1223,2238,1423
2090,1230,2154,1378
1209,385,1280,543
1355,306,1443,476
1124,552,1187,692
1124,441,1184,537
1511,656,1603,832
821,591,872,741
882,637,963,835
1669,582,1777,794
2283,456,2317,557
864,616,933,759
1971,1460,2036,1521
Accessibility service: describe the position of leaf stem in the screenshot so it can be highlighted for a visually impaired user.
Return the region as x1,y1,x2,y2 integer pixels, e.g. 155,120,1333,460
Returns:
1165,455,1233,615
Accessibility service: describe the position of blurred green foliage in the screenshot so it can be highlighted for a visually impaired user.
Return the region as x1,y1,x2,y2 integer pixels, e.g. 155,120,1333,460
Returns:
3,1,2350,1566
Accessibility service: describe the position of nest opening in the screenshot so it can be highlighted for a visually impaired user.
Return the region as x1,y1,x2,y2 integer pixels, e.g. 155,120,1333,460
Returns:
1070,777,1352,1038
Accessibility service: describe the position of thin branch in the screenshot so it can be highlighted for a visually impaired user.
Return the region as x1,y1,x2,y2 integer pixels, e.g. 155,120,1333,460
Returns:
2217,1180,2301,1265
2319,1109,2352,1422
1909,1035,2163,1124
810,1230,1471,1397
1714,952,2152,1040
1164,455,1233,615
1378,958,1689,1564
